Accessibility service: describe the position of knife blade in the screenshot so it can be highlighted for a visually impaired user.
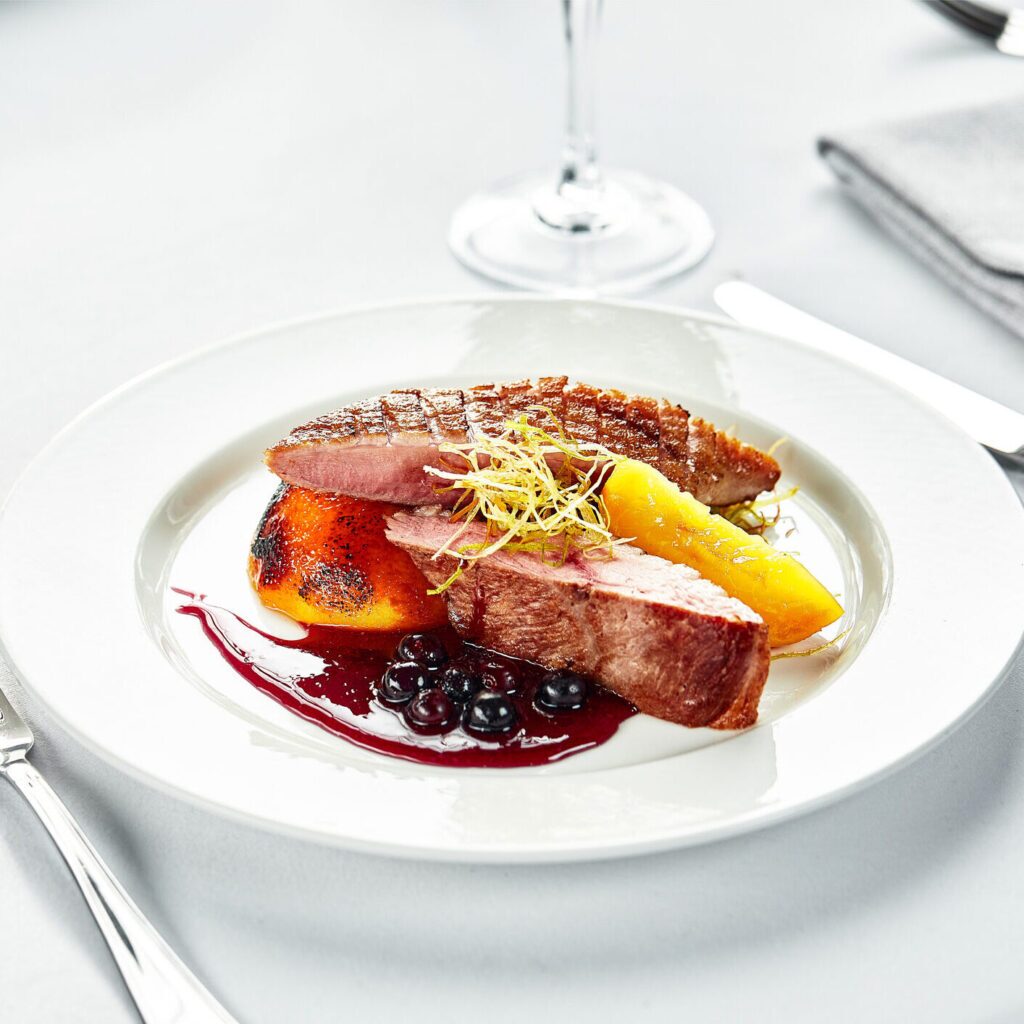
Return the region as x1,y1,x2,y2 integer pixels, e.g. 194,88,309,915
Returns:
713,280,1024,466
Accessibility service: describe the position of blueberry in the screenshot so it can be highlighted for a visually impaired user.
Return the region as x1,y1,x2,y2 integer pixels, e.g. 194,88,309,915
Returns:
403,688,456,733
463,690,518,735
377,661,430,706
416,667,444,691
481,662,519,694
439,663,483,704
396,633,449,668
536,670,589,711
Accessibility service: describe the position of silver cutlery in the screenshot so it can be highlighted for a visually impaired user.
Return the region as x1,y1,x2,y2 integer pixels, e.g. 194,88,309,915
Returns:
0,684,239,1023
925,0,1024,56
712,280,1024,469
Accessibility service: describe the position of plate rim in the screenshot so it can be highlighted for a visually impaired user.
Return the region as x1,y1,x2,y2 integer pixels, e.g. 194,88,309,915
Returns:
2,292,1022,862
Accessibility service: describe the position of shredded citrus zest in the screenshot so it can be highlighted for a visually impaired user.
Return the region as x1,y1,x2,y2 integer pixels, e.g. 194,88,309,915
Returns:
423,407,627,594
770,628,850,661
714,486,799,535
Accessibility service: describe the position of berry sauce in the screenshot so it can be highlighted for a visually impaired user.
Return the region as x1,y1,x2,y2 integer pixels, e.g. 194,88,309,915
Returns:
174,590,636,768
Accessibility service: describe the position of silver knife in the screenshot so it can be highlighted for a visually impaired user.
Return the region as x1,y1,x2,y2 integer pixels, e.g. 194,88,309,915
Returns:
713,280,1024,467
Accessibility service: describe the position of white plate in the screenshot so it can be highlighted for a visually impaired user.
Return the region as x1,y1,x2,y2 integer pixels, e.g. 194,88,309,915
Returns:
1,296,1022,862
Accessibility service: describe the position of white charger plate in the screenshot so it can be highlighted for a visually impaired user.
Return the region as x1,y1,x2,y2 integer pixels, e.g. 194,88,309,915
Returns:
1,296,1022,862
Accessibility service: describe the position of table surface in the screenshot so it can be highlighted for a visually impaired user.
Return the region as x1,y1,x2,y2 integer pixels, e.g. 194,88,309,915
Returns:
3,2,1024,1021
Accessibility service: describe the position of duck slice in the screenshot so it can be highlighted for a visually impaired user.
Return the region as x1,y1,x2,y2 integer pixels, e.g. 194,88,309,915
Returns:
266,378,780,507
385,509,770,730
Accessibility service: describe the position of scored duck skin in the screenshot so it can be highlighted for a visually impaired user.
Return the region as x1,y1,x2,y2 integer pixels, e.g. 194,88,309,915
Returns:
386,510,770,729
266,377,780,507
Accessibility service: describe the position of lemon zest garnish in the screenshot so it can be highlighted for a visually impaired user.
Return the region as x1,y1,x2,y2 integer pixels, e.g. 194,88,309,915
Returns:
770,628,851,661
423,407,626,594
714,486,799,535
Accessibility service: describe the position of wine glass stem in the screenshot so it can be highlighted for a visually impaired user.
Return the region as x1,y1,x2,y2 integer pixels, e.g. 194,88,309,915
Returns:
560,0,603,191
534,0,631,234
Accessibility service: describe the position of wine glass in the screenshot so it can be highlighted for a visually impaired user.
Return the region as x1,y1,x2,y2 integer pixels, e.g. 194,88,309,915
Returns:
448,0,714,295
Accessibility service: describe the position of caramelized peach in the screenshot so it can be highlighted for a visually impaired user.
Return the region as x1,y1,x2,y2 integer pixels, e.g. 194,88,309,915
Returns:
603,459,843,646
249,484,447,630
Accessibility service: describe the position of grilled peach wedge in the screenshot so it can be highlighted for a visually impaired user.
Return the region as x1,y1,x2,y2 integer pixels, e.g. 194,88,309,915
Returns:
249,484,447,630
603,459,843,647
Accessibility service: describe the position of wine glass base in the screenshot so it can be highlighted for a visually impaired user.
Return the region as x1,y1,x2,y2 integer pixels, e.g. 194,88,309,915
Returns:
448,169,714,295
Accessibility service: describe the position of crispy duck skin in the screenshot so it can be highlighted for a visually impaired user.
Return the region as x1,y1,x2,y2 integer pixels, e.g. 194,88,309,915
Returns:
266,377,780,507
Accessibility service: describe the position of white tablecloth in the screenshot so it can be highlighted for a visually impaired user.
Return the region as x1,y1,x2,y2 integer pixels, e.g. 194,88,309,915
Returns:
3,3,1023,1021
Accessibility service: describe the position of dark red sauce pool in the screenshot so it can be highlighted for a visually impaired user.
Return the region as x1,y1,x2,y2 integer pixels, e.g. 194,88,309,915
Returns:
174,590,636,768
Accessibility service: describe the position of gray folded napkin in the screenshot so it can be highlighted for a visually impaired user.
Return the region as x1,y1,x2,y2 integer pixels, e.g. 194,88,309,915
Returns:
819,96,1024,339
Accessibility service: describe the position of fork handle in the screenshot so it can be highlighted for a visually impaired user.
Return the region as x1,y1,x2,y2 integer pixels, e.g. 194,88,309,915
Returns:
2,757,239,1023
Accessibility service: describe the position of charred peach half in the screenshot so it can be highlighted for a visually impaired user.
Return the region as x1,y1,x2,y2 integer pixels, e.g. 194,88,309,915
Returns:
249,484,447,630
